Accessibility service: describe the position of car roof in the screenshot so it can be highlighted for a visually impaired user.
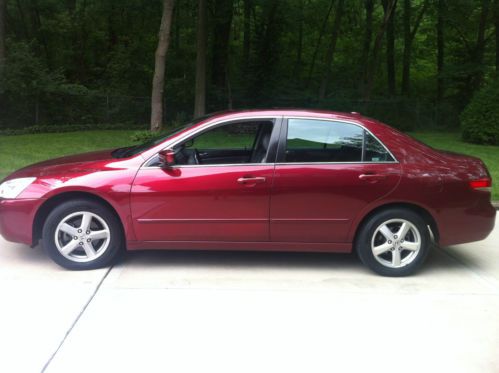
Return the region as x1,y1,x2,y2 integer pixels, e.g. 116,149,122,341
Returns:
201,109,366,123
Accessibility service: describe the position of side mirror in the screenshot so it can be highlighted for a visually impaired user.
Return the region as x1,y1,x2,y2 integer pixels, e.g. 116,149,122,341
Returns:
158,149,176,168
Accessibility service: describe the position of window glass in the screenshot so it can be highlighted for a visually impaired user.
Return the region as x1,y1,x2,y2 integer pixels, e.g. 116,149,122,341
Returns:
285,119,363,162
191,122,262,150
364,132,394,162
171,120,274,166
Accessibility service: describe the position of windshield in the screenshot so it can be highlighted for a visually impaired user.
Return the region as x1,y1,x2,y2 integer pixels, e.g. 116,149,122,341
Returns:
112,115,213,158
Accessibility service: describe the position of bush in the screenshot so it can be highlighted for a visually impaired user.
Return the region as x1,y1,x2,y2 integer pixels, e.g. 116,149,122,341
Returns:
461,81,499,145
0,123,147,136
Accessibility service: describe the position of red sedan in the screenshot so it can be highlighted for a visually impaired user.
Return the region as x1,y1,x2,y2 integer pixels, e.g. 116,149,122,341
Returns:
0,110,495,276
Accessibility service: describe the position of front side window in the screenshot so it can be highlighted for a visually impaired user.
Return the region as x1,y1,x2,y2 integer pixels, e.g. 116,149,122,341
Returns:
173,120,275,165
285,119,364,162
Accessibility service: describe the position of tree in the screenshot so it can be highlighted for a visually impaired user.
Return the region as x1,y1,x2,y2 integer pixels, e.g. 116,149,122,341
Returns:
151,0,175,132
360,0,375,94
0,0,5,73
211,0,233,91
364,0,397,100
495,0,499,73
382,0,396,95
194,0,207,117
437,0,445,102
319,0,345,100
401,0,429,96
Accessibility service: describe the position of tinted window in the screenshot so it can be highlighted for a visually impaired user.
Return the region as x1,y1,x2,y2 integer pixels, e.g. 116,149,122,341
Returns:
172,120,274,165
364,132,394,162
285,119,363,162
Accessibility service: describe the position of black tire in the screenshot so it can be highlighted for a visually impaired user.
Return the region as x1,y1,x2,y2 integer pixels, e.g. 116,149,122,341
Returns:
42,199,124,270
355,208,431,277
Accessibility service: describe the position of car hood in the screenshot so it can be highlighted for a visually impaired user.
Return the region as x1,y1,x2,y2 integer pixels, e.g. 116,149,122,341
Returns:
5,149,117,180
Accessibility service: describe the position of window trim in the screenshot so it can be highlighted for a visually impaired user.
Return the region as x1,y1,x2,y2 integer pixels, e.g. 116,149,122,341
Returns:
275,117,398,165
142,116,284,169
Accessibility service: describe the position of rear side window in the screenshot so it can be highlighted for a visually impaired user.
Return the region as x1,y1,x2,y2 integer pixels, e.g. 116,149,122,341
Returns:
364,132,394,162
285,119,364,162
284,119,394,163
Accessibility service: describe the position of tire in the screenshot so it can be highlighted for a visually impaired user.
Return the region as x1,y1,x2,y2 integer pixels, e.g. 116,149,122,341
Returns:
42,199,124,270
355,208,431,277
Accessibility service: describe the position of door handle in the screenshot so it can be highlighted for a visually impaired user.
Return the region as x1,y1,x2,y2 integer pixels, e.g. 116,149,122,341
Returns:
237,176,266,185
359,173,387,181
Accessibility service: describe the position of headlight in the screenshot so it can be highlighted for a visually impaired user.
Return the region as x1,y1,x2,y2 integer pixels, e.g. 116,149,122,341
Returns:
0,178,36,199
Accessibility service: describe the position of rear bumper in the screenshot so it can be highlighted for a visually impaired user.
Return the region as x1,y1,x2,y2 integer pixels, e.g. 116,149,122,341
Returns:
0,198,44,245
438,199,496,246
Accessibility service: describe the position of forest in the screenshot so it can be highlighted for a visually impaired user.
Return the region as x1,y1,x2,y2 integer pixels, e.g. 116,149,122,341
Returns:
0,0,498,137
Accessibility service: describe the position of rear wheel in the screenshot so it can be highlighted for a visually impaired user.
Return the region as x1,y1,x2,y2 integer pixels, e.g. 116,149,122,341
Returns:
355,208,431,276
42,199,123,270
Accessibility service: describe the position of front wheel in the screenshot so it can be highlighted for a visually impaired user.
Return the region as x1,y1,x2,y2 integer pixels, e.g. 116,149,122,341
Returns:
355,208,431,276
42,199,124,270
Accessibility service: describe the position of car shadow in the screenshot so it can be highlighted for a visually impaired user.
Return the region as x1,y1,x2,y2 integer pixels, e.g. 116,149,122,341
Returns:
121,244,481,275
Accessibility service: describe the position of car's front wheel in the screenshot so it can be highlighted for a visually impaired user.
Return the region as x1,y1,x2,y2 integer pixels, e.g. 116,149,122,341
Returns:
355,208,431,276
42,199,123,270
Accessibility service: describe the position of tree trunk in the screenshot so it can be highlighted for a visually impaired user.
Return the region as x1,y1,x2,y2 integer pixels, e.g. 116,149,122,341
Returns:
0,0,5,73
306,0,334,87
360,0,375,94
473,0,491,88
383,0,396,96
243,0,251,72
211,0,233,90
495,0,499,73
319,0,344,100
401,0,411,95
401,0,429,95
364,0,397,100
194,0,207,117
294,0,304,75
151,0,175,132
437,0,445,101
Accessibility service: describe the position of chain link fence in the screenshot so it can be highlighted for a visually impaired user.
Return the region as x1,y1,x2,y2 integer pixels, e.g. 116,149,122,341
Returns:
0,91,457,131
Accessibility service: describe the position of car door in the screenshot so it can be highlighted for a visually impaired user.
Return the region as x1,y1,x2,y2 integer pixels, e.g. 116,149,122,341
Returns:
130,118,281,242
270,118,401,243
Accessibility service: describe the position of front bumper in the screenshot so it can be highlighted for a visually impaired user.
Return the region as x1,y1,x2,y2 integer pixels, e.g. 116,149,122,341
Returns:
0,198,44,245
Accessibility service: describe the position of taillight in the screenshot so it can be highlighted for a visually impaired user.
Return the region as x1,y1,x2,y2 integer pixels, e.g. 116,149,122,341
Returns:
469,178,492,192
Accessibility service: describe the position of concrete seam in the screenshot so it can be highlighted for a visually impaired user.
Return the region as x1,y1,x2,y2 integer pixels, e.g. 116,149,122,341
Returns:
40,266,113,373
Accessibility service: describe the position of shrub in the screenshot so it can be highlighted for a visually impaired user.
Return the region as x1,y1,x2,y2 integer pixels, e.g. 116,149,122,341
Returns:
461,81,499,145
0,123,147,136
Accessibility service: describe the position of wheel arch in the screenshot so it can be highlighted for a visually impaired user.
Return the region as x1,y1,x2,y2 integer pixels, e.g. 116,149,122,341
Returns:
32,191,125,247
352,202,439,246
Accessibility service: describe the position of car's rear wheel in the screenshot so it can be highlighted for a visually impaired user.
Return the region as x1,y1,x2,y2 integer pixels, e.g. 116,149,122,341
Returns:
355,208,431,276
42,199,123,270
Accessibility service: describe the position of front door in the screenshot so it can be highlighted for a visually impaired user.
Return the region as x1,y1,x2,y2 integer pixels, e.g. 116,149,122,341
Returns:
270,118,401,243
131,118,279,242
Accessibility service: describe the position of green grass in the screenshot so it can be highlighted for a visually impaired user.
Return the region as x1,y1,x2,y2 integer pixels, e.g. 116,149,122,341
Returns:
1,129,498,200
410,132,499,200
0,130,136,180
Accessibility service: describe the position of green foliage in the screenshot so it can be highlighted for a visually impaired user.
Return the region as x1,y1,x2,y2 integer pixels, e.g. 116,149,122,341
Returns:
0,123,146,136
461,81,499,145
1,0,497,129
130,130,164,143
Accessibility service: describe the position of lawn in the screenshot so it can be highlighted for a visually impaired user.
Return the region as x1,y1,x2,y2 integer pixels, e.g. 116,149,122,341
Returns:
0,130,498,200
0,130,136,180
409,132,499,200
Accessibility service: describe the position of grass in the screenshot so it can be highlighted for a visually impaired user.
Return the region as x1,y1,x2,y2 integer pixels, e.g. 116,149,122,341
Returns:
410,132,499,200
0,129,498,200
0,130,136,180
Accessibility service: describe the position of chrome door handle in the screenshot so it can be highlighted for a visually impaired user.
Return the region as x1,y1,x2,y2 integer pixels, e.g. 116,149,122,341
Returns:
359,174,387,181
237,176,266,185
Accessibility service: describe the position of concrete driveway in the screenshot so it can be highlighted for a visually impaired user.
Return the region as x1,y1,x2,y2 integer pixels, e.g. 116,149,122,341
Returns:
1,214,498,373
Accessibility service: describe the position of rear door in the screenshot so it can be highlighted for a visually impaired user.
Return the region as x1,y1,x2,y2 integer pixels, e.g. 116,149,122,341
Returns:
270,118,401,243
